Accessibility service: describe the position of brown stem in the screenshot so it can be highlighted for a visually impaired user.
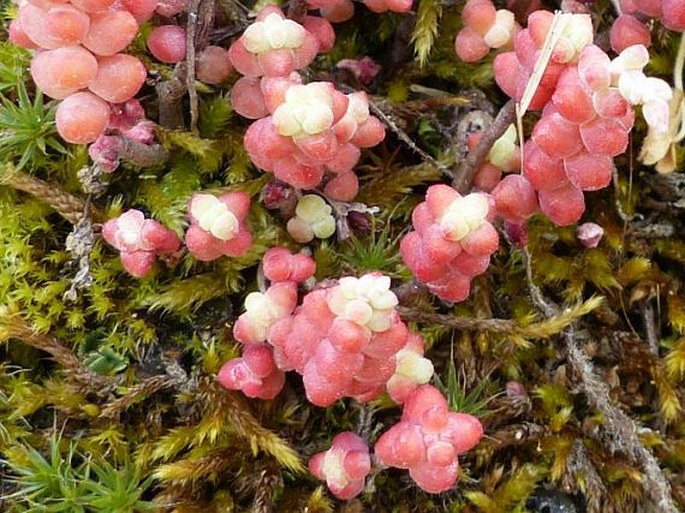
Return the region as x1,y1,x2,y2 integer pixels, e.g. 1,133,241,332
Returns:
398,300,602,340
118,139,169,168
521,248,679,513
565,335,678,512
101,375,176,418
0,312,113,392
398,306,519,334
286,0,308,24
478,422,545,452
197,0,216,48
452,99,516,193
368,98,455,179
641,300,660,355
2,170,101,224
186,0,201,134
156,63,187,130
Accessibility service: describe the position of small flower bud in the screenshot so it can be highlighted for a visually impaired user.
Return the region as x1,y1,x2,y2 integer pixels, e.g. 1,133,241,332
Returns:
576,222,604,248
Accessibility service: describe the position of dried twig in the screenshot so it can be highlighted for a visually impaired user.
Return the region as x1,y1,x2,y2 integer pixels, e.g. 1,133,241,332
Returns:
156,63,187,129
452,99,516,193
64,206,96,302
521,249,679,513
2,166,101,223
641,300,660,355
196,0,216,48
0,311,113,392
119,138,169,167
564,335,678,512
101,375,177,418
367,98,454,179
563,441,607,513
286,0,308,23
186,0,201,133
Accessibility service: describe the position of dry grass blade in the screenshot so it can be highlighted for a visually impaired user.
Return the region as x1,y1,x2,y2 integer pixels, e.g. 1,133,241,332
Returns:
516,11,568,168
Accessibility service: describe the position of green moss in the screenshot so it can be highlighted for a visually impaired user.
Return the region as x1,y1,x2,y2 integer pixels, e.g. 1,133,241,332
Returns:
0,6,683,513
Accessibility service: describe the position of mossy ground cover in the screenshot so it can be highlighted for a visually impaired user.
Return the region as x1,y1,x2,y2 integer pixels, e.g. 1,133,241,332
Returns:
0,0,684,511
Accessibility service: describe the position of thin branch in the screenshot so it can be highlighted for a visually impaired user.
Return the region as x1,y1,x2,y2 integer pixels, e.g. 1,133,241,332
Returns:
0,312,113,392
286,0,309,24
452,99,516,193
641,300,660,355
186,0,201,134
564,333,678,512
156,63,187,129
119,138,169,167
367,98,454,179
334,81,454,178
609,0,622,16
101,375,177,418
1,166,102,223
612,164,637,223
398,306,520,333
675,33,684,93
521,249,679,513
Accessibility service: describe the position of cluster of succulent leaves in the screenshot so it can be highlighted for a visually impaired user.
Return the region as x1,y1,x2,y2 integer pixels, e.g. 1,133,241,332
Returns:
1,0,684,511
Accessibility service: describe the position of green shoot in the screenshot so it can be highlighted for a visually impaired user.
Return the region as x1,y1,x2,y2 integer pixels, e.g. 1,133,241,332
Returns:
0,83,66,170
433,344,493,416
338,215,404,276
3,431,155,513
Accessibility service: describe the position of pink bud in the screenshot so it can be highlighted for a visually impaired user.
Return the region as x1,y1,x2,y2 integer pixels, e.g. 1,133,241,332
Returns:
148,25,187,64
492,174,538,223
375,384,483,493
336,56,381,86
303,16,336,53
262,247,316,283
409,460,459,493
102,210,180,278
9,18,39,50
503,220,529,247
140,220,181,253
89,135,121,173
122,120,156,145
120,250,156,278
426,441,457,466
156,0,189,17
576,222,604,248
217,345,285,399
309,432,371,500
185,192,252,261
231,77,269,119
506,380,528,399
108,99,147,133
610,15,651,54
